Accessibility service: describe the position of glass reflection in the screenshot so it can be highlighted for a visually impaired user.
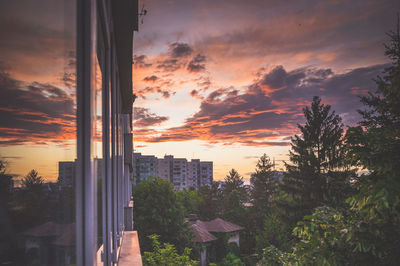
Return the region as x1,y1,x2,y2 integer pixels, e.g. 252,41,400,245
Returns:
0,0,77,265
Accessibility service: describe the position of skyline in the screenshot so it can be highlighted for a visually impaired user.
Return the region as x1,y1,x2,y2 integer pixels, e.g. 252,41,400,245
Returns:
0,0,399,181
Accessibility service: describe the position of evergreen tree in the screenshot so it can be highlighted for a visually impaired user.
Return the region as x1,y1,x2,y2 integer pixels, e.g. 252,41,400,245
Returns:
0,159,12,201
250,154,276,231
223,169,245,196
22,169,44,190
222,169,247,224
281,96,350,221
19,170,45,228
344,21,400,264
198,182,222,220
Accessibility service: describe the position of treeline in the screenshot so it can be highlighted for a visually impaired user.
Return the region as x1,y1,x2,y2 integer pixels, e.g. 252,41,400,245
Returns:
133,26,400,265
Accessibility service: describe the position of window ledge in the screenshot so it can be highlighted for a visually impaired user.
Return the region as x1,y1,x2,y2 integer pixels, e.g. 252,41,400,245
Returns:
118,231,142,266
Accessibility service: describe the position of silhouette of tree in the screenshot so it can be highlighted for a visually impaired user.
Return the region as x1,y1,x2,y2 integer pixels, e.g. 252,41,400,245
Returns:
22,170,44,190
281,96,351,224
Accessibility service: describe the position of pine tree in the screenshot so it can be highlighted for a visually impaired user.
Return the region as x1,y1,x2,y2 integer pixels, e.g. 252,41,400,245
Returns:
22,169,44,190
250,154,276,231
223,169,244,195
344,21,400,264
282,96,349,220
222,169,247,224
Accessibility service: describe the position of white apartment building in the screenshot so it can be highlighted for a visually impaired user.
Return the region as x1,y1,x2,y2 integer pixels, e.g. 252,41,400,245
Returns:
134,153,213,190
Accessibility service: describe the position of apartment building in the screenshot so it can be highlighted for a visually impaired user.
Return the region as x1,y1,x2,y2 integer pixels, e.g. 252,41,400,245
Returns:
133,153,158,184
158,155,173,182
200,161,213,187
134,153,213,190
58,161,76,188
172,158,188,190
187,159,201,189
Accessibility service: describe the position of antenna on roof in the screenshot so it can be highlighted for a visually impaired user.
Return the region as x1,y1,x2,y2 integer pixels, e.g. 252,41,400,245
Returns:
139,2,147,25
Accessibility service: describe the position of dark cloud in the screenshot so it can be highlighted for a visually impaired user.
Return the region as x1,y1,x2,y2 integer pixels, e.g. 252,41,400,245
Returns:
196,76,212,90
156,58,182,72
135,86,174,99
187,54,207,73
190,89,204,100
169,42,193,58
143,75,158,82
134,64,386,146
133,107,169,127
260,66,306,90
0,69,75,146
134,54,153,68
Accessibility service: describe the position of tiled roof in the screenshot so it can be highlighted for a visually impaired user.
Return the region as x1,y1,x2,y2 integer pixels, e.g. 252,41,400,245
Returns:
52,224,75,246
198,218,244,233
191,224,217,243
24,222,75,246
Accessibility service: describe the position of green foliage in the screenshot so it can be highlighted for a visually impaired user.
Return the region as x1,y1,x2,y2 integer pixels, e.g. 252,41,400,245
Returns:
221,169,247,224
291,206,351,265
222,189,246,225
223,169,247,202
175,189,201,217
198,182,222,220
220,252,245,266
343,20,400,265
257,245,293,266
133,177,193,253
255,212,292,255
251,154,277,231
143,235,199,266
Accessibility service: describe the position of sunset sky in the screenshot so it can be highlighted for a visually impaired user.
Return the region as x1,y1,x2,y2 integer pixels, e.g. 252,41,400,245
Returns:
0,0,399,182
131,0,399,181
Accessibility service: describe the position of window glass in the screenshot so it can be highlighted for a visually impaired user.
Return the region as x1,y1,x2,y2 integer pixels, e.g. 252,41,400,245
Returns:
0,0,77,265
94,54,103,250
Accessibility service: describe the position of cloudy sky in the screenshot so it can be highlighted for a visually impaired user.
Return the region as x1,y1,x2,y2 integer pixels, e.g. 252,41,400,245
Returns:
131,0,399,181
0,0,399,182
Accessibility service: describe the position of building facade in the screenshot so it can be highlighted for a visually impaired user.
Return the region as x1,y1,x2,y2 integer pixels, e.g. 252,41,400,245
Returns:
133,153,158,185
58,161,76,188
134,153,213,190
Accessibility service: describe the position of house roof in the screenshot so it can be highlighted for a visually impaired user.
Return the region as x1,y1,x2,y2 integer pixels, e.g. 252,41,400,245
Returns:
197,218,244,233
24,222,62,237
191,224,217,243
24,222,75,246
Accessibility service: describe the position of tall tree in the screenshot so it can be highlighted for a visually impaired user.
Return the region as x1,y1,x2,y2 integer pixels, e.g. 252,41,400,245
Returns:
344,21,400,264
281,96,350,221
221,169,247,224
0,159,12,201
198,182,222,220
133,177,193,253
250,154,276,231
224,169,245,195
22,169,44,190
19,170,45,228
